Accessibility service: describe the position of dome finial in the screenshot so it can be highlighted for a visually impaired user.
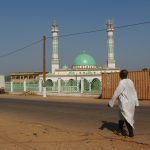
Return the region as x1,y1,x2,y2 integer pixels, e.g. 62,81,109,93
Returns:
82,50,86,53
52,19,57,26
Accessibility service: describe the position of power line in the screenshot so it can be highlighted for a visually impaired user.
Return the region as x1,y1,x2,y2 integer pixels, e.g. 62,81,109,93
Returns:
57,28,106,38
115,21,150,29
0,39,43,58
47,20,150,39
0,20,150,58
46,28,106,40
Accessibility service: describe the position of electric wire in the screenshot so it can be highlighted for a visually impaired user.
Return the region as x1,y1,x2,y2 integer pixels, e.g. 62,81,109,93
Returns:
49,28,106,39
0,20,150,59
115,21,150,29
47,20,150,39
0,39,43,58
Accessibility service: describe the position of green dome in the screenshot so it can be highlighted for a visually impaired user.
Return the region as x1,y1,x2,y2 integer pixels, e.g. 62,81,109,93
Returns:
62,64,69,69
73,52,96,66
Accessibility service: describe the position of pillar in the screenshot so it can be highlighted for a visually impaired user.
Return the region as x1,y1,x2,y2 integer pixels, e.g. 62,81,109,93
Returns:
24,80,27,92
11,82,13,93
81,77,84,94
42,81,47,97
39,79,42,93
58,78,61,93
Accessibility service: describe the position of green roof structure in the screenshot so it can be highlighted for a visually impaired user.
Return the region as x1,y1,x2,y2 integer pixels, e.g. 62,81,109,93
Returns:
73,52,96,67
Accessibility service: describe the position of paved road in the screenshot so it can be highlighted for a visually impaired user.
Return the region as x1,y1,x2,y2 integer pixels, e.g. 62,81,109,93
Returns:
0,97,149,136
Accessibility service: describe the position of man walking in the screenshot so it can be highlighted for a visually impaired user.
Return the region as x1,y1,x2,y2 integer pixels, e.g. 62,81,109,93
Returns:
108,69,139,137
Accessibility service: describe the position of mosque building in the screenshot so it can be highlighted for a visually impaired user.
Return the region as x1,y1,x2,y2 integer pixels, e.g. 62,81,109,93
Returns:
40,20,119,95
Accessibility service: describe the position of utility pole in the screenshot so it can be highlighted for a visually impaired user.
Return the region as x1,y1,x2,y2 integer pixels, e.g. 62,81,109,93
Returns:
43,35,46,97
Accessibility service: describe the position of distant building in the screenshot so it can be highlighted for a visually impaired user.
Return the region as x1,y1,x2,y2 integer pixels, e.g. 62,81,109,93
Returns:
10,72,43,83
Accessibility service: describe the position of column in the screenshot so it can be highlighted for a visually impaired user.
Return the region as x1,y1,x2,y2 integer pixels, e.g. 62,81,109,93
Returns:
58,78,61,93
24,80,27,92
81,77,84,94
89,81,92,92
39,79,42,93
42,80,47,97
11,82,13,93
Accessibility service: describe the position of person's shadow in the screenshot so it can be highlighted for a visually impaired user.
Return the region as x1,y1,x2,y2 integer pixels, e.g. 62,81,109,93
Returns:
99,121,118,132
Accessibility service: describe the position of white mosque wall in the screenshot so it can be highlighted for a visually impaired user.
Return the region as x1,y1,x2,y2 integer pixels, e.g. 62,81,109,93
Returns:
45,75,101,82
40,68,119,83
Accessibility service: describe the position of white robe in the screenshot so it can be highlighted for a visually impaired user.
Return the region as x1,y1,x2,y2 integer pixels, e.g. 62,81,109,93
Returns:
109,79,139,128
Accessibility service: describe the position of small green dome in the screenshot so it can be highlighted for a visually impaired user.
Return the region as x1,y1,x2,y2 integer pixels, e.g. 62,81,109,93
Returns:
62,64,69,69
73,52,96,66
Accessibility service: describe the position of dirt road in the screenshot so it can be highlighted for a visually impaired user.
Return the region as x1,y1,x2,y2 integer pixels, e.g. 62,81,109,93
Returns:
0,94,149,150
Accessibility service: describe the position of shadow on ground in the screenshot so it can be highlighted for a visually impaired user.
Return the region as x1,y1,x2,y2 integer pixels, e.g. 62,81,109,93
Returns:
99,121,118,132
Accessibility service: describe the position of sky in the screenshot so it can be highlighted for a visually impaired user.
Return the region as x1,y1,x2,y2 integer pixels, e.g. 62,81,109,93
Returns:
0,0,150,75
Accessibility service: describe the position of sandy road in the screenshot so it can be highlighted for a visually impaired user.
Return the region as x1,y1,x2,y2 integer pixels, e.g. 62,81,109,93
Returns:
0,94,149,150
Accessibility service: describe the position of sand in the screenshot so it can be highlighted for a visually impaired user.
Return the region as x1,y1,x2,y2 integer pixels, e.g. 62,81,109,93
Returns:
0,94,149,150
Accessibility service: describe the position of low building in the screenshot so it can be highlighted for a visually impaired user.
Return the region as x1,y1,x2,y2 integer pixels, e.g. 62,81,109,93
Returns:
10,72,43,83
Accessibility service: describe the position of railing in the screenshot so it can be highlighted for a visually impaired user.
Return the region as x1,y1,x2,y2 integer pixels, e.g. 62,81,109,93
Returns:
4,81,101,96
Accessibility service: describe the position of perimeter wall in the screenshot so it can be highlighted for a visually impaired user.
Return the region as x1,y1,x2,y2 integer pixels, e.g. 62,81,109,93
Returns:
102,70,150,100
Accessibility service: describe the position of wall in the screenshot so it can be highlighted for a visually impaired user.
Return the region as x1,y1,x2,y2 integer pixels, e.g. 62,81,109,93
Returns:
102,70,150,100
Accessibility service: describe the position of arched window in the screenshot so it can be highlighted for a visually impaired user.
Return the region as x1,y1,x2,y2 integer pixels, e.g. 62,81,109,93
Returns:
91,78,101,91
84,79,89,91
67,79,77,86
46,79,53,87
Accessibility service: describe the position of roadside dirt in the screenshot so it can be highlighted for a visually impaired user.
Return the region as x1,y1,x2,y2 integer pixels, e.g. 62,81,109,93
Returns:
0,94,149,150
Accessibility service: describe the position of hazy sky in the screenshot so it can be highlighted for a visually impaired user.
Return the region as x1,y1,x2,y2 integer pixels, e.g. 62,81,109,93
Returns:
0,0,150,75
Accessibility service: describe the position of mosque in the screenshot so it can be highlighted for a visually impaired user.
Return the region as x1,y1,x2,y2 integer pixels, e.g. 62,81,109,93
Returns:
40,20,119,95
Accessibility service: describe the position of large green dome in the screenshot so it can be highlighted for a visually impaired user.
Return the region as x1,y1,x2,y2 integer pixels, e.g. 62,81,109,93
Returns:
73,52,96,68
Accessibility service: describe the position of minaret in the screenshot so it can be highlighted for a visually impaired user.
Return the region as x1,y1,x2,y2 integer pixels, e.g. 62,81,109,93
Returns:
106,20,116,69
51,20,59,73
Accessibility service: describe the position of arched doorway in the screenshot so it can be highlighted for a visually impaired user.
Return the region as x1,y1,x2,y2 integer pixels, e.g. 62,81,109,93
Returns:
46,79,53,87
67,79,77,86
91,78,101,94
46,79,53,91
66,79,78,92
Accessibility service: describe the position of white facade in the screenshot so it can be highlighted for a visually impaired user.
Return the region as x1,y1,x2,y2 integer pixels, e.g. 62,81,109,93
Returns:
45,68,119,83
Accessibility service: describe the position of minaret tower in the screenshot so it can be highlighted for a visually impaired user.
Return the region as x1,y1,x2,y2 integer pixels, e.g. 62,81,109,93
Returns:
51,20,59,73
106,20,116,69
